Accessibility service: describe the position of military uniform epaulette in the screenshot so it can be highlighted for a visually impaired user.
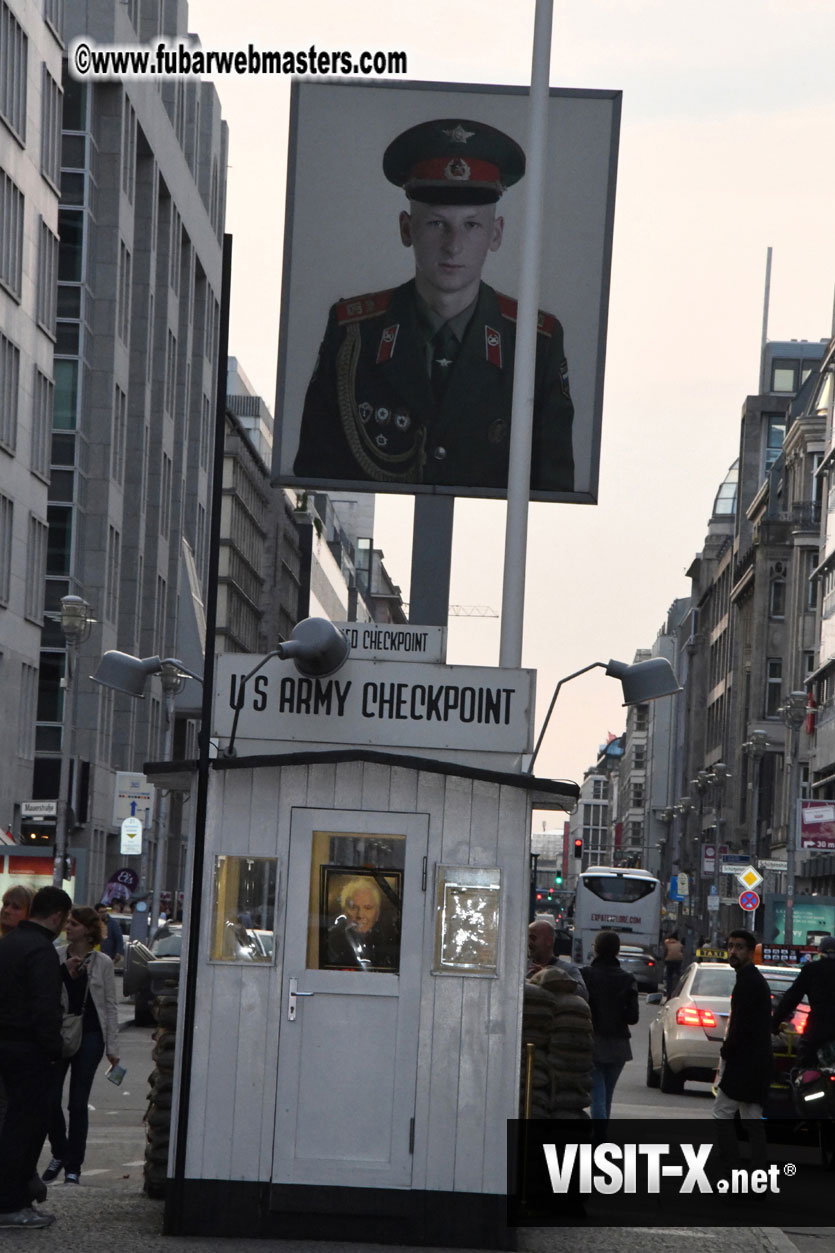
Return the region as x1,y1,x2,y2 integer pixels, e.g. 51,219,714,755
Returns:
495,291,557,338
335,290,395,326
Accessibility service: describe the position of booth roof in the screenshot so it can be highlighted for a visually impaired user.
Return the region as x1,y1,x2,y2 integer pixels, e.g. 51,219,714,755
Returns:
143,747,579,810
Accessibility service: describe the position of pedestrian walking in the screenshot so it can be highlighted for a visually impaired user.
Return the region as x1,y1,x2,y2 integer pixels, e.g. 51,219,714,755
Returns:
527,918,588,998
712,928,772,1119
581,930,640,1122
663,931,684,1000
0,884,71,1228
42,906,120,1186
95,902,124,963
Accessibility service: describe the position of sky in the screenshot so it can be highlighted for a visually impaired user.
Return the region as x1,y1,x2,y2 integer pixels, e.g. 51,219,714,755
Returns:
185,0,835,795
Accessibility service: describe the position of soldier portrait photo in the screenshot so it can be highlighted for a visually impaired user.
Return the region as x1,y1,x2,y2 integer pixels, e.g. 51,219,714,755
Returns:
274,83,620,502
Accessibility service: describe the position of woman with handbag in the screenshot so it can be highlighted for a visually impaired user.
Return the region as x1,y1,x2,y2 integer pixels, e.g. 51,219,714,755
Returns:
42,907,120,1186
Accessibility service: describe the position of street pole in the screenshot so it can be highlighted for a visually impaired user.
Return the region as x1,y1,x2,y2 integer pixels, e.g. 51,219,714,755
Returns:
53,596,91,887
150,665,184,929
781,692,806,949
708,763,730,948
742,730,768,933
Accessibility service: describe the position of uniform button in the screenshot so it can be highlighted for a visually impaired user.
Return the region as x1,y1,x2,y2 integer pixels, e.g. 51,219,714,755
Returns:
432,446,447,461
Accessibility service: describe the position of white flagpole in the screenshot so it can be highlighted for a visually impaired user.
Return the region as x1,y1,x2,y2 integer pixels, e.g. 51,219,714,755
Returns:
499,0,554,668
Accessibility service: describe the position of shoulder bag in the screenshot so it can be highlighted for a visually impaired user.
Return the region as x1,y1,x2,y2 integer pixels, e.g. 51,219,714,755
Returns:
60,973,90,1058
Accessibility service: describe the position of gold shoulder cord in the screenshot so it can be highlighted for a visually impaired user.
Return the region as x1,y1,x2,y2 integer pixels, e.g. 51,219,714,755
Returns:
336,324,426,484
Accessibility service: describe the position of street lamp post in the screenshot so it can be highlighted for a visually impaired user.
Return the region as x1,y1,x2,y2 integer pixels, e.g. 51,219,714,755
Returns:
690,772,711,939
742,729,769,933
53,595,93,887
675,795,694,931
706,762,731,946
781,692,807,948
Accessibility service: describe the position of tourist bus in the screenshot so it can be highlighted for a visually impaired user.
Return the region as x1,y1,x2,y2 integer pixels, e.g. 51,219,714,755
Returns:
572,865,662,966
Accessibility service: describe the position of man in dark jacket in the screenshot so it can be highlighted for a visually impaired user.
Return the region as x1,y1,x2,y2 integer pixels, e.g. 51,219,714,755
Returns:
772,933,835,1068
0,885,71,1228
713,928,773,1120
581,930,640,1121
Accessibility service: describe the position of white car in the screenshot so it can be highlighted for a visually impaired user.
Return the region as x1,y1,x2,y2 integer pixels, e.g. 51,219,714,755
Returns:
646,961,801,1093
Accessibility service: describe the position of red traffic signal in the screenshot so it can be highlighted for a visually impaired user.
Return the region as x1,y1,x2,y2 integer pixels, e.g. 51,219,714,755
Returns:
573,838,583,859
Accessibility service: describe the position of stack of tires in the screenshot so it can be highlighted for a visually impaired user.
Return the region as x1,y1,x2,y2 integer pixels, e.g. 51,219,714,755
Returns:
144,992,178,1197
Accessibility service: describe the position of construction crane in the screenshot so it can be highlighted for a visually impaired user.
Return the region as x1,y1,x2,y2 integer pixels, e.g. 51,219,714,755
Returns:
402,604,498,617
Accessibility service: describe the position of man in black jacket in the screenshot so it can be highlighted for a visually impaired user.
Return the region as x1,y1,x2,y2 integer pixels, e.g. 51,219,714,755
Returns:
0,885,71,1228
712,929,773,1120
772,933,835,1068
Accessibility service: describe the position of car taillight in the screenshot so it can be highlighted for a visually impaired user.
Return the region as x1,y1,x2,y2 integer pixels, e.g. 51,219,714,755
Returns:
676,1006,718,1028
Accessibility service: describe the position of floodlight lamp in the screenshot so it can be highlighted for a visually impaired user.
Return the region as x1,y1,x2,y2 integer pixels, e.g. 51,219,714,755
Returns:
604,656,683,706
276,617,351,677
91,651,163,698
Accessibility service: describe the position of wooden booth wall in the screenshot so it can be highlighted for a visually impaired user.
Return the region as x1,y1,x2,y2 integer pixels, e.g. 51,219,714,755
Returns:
183,757,530,1196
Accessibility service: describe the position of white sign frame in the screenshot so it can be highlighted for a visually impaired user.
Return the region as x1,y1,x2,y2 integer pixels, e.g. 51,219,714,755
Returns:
214,656,535,755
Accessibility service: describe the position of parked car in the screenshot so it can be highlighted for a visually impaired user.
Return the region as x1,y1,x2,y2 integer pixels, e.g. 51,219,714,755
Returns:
646,961,803,1094
618,944,660,992
123,924,184,1025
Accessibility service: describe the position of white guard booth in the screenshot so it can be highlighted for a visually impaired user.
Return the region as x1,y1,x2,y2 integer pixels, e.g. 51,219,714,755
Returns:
149,644,577,1248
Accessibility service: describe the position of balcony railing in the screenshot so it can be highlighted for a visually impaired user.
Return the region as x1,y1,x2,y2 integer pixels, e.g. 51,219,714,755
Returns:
791,500,821,533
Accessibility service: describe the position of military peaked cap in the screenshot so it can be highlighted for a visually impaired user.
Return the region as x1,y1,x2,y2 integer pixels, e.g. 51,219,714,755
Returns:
383,118,526,204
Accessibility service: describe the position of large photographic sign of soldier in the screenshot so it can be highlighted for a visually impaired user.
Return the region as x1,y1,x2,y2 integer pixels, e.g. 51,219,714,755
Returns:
293,118,574,492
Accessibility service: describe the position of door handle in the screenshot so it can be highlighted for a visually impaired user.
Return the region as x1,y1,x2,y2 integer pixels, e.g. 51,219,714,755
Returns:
288,976,314,1021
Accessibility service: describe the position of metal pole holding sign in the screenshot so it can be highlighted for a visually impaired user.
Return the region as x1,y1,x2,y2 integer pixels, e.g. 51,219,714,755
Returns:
499,0,554,669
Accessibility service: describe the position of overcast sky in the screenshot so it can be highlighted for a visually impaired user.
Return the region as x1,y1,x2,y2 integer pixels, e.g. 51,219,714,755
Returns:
187,0,835,797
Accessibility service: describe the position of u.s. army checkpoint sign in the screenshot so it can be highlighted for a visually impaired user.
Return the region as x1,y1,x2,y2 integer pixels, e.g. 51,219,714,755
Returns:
214,656,534,756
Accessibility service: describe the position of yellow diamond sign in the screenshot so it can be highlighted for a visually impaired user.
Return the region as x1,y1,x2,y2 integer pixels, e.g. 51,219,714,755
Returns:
737,865,763,891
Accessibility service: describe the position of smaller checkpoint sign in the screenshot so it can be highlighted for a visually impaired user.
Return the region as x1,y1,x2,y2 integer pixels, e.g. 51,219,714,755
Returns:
739,890,760,912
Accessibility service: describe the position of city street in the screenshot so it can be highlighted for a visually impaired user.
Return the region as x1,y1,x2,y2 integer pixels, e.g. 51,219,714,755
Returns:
0,989,823,1251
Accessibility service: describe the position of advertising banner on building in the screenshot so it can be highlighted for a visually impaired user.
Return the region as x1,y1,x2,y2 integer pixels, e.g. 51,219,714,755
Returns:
214,655,534,755
272,80,620,503
799,799,835,850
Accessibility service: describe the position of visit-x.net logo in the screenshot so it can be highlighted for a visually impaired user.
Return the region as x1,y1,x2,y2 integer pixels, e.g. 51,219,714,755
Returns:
507,1118,832,1228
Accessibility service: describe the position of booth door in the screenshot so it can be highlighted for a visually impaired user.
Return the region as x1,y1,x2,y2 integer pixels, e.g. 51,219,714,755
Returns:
272,808,428,1190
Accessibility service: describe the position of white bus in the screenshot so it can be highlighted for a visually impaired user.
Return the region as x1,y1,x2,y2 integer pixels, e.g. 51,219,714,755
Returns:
572,866,662,966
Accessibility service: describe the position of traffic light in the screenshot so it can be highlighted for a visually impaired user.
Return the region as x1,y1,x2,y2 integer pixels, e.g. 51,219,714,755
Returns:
573,838,583,859
554,869,563,887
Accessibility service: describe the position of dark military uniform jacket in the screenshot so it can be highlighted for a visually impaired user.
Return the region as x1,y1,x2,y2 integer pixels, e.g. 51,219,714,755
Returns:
293,279,574,491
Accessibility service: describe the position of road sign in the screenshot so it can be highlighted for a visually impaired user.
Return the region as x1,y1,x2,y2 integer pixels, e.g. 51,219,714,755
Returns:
113,772,154,828
676,872,689,897
759,859,787,872
739,890,760,912
736,865,763,892
707,895,719,912
120,816,143,856
721,854,749,868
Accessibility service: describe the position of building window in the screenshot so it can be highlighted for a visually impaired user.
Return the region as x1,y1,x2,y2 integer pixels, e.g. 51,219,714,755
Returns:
58,208,83,282
53,359,78,430
766,658,783,718
165,330,177,413
46,504,72,574
169,207,181,294
806,550,818,611
160,452,172,538
631,782,644,809
0,493,11,605
592,776,608,801
96,685,113,761
37,217,59,337
769,578,786,619
43,0,64,43
633,743,645,769
117,241,131,344
18,662,37,759
112,386,126,484
31,368,52,480
0,332,20,453
25,515,47,621
764,414,786,472
0,169,24,298
634,704,648,731
155,575,167,653
105,526,120,623
0,2,27,142
121,97,135,201
41,66,62,189
771,361,797,394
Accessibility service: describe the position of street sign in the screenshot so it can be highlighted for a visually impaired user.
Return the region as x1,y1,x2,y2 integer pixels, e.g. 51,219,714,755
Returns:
702,844,729,874
721,854,749,868
736,865,763,892
120,816,143,856
335,622,446,663
706,896,720,912
739,890,759,912
759,859,788,872
113,772,154,828
676,872,689,897
21,800,57,818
